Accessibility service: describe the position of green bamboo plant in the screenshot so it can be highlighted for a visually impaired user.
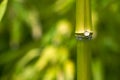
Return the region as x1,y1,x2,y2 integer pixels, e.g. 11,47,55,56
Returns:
75,0,92,80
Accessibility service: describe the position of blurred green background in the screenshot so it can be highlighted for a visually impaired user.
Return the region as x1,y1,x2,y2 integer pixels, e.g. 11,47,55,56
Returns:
0,0,120,80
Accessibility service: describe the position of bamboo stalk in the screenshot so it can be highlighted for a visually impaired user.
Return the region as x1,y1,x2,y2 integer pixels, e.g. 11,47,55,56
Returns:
76,0,85,33
77,41,91,80
75,0,92,40
75,0,93,80
84,0,92,32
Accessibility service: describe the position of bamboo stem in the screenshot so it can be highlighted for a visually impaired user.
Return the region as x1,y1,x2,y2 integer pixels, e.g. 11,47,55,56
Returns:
76,0,92,34
84,0,92,32
75,0,93,80
77,41,91,80
76,0,85,33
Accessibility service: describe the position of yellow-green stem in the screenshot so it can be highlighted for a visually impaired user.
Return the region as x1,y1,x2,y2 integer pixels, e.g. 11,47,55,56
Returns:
76,0,85,33
76,0,92,34
76,0,92,79
84,0,92,31
77,41,91,80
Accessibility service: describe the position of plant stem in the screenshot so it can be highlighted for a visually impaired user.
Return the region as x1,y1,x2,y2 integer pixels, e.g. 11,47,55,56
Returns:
84,0,92,31
76,0,85,33
76,0,92,34
75,0,93,79
77,41,91,80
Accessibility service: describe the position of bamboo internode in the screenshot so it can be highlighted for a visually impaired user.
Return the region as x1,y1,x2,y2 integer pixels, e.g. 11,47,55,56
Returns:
75,0,92,40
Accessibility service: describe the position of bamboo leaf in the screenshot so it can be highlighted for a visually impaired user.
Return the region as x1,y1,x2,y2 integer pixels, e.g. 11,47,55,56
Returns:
0,0,8,22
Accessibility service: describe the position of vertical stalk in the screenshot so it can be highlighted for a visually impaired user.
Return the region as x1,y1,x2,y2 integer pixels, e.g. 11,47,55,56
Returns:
76,0,92,35
84,0,92,32
77,41,91,80
75,0,92,80
76,0,85,33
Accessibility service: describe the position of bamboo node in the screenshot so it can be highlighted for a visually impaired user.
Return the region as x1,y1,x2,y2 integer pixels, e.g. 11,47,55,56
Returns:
75,31,93,40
